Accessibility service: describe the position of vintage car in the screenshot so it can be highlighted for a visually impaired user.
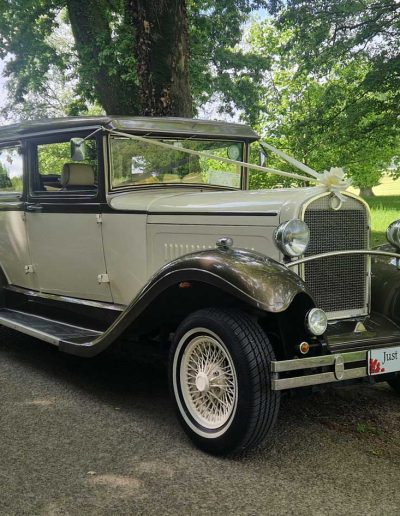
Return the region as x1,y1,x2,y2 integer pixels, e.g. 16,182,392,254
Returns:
0,116,399,455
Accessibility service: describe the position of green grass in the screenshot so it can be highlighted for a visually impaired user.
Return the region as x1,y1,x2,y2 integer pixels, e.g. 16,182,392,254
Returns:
364,196,400,247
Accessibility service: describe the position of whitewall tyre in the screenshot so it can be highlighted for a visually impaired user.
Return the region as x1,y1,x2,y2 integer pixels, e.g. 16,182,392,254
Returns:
169,308,280,455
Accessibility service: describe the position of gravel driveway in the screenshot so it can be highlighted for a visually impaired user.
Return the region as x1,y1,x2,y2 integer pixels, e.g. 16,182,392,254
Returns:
1,327,400,516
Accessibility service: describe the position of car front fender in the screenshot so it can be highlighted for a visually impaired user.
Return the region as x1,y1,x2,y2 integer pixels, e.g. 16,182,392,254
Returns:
60,248,311,357
150,247,309,313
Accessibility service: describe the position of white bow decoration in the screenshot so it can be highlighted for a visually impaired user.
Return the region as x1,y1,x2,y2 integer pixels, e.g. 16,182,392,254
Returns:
315,167,351,202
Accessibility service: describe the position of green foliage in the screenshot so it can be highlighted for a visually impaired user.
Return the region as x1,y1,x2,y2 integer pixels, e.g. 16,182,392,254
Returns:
10,176,23,192
272,0,400,101
0,147,23,192
0,1,270,119
189,1,271,122
246,20,400,189
365,195,400,246
38,143,73,175
1,0,399,191
260,0,400,187
0,0,67,103
37,140,97,175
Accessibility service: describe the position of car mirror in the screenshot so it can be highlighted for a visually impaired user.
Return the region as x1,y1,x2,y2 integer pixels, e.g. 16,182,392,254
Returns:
70,138,86,161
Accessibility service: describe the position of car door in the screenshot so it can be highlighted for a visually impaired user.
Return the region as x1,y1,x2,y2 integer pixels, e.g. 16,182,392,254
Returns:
0,141,38,290
25,132,113,302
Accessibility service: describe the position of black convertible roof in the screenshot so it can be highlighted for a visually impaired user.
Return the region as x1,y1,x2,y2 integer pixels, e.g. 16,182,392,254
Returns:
0,116,259,142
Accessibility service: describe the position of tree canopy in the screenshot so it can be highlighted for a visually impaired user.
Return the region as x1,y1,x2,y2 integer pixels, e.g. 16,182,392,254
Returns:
0,0,399,191
246,19,400,191
269,0,400,130
0,0,270,117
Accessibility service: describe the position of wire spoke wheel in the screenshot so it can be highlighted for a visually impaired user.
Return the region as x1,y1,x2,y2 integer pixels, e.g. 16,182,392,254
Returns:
180,334,238,430
170,308,280,455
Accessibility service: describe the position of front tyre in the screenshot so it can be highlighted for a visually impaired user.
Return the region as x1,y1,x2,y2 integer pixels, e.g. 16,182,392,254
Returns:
169,308,280,455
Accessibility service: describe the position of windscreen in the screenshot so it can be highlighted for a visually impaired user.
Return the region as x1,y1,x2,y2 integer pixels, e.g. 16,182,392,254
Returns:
110,137,244,189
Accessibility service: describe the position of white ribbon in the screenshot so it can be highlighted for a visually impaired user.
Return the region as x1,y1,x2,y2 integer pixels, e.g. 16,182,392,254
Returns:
106,129,315,183
104,128,351,199
260,141,351,200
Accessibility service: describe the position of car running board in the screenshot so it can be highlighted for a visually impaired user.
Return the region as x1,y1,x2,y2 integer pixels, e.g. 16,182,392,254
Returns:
0,309,102,346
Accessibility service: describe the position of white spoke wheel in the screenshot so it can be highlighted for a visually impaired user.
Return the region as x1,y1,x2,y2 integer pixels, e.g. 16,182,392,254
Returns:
169,308,280,456
180,333,238,432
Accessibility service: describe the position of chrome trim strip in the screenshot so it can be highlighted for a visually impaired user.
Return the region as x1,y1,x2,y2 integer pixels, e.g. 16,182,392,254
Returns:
6,285,126,311
286,249,400,268
325,308,367,321
271,350,367,373
270,346,395,390
272,367,367,391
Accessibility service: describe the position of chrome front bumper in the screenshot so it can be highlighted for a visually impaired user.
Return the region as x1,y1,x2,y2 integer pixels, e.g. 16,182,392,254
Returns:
270,247,400,391
271,351,369,391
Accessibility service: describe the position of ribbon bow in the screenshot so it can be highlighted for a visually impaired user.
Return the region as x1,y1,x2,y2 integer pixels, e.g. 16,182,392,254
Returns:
316,167,351,202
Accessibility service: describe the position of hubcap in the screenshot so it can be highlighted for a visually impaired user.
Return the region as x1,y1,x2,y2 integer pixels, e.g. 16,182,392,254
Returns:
195,372,210,392
179,333,238,431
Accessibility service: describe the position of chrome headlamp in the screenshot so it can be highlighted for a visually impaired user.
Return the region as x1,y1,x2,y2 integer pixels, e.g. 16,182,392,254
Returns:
387,220,400,250
274,219,310,257
306,308,328,336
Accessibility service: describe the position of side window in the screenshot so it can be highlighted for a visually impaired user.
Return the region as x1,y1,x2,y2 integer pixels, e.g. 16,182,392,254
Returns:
32,138,98,195
0,146,23,195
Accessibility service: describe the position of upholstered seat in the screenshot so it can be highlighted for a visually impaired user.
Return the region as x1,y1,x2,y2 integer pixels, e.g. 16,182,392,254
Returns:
61,163,96,190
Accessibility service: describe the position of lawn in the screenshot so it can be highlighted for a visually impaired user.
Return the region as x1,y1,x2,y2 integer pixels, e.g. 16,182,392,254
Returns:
364,196,400,247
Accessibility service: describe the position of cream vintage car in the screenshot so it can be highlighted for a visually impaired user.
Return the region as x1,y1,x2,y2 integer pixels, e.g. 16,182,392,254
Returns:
0,116,400,455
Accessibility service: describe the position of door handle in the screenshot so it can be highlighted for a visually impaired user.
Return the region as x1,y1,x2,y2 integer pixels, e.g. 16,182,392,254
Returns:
26,204,43,212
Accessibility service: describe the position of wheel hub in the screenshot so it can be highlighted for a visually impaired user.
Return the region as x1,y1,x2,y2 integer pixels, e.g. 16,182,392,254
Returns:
195,371,210,392
179,334,238,430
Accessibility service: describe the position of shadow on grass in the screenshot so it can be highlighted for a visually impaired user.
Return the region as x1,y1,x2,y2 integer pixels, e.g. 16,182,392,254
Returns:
364,195,400,211
371,230,386,247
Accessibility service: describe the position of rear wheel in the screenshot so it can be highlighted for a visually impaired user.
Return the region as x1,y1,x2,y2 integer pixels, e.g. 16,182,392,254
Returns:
169,308,280,455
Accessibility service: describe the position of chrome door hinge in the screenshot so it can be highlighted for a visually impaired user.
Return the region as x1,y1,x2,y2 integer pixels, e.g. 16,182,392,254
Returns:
96,214,102,224
24,265,34,274
97,273,110,284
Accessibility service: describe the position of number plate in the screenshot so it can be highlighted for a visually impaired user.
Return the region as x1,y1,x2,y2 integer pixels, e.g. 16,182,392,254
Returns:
368,346,400,375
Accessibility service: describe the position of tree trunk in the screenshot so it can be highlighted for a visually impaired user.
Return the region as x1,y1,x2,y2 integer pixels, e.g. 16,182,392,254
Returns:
360,186,375,197
130,0,193,117
67,0,139,115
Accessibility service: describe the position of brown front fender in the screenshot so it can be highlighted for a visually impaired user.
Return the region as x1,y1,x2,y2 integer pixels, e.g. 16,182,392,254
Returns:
151,247,309,313
60,248,311,356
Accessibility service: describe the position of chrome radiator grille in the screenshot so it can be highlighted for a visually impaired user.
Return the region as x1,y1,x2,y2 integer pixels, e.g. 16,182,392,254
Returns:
302,194,369,316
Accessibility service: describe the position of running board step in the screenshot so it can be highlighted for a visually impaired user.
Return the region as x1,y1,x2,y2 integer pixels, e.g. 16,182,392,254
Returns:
0,309,102,346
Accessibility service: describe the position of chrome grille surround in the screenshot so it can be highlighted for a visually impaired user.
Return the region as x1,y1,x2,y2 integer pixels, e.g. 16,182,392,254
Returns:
301,193,370,320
